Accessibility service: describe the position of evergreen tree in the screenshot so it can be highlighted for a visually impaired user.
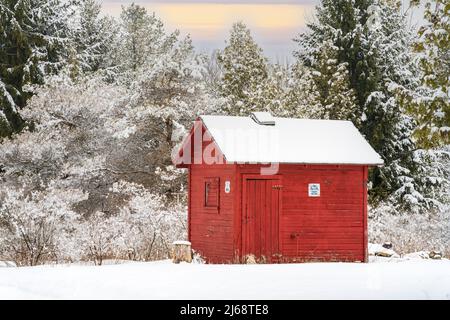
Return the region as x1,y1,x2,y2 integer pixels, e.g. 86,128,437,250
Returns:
74,0,115,75
395,0,449,148
281,63,322,119
120,3,150,73
295,0,377,120
0,0,73,138
243,63,287,116
217,22,268,115
361,1,424,209
308,40,358,121
295,0,442,211
113,3,177,83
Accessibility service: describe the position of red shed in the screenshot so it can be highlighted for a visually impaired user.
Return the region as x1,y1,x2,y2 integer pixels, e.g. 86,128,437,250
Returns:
174,112,383,263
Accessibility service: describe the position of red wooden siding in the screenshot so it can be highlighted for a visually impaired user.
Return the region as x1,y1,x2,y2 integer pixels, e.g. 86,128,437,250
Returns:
237,164,367,262
189,164,236,263
363,166,369,262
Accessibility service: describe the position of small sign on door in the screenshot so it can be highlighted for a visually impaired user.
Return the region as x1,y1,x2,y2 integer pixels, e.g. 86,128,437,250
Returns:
308,183,320,197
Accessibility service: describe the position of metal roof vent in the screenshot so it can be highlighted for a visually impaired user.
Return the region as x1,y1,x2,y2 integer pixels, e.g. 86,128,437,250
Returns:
250,112,276,126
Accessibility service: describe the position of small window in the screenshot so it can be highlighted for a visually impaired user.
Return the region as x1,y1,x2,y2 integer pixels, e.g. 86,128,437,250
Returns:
204,177,220,208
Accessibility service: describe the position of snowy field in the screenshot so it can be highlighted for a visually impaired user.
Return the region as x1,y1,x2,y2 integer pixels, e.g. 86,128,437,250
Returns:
1,258,450,300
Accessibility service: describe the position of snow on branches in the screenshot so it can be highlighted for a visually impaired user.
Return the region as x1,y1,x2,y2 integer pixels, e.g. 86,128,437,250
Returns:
0,183,87,266
1,0,449,265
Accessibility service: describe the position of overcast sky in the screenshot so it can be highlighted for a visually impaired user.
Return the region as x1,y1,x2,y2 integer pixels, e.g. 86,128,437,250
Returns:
100,0,424,61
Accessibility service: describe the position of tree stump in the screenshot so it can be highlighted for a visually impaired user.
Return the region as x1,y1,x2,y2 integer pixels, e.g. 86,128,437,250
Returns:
172,241,192,263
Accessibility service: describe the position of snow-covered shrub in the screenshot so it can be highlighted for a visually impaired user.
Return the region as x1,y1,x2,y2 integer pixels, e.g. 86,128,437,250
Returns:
369,205,450,257
72,211,126,265
369,146,450,256
54,180,188,264
0,183,87,266
112,181,187,261
192,250,206,264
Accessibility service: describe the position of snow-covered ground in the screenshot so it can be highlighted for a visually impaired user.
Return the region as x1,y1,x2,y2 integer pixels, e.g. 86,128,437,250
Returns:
1,258,450,299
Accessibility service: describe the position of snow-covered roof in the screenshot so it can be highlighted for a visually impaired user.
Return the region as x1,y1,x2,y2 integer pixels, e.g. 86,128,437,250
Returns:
199,114,384,166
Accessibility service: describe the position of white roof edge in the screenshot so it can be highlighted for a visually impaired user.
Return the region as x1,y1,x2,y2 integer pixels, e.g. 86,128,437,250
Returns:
200,115,357,123
228,161,384,166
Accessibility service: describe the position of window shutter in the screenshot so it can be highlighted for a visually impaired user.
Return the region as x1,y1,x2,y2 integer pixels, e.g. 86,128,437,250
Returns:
205,177,220,208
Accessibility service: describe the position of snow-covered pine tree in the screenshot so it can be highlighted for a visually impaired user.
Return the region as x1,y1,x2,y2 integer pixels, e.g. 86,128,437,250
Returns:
0,0,74,138
0,1,28,137
363,0,448,211
0,78,19,138
295,0,378,121
361,1,421,210
73,0,117,75
248,63,289,116
308,40,358,122
394,0,449,148
112,3,178,84
280,62,322,119
217,22,269,115
119,3,151,73
295,0,443,212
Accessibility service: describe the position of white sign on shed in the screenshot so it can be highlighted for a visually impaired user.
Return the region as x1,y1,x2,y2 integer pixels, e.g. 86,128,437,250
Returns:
308,183,320,197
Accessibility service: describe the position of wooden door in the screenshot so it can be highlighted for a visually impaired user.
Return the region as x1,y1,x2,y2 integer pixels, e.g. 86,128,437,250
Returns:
242,178,281,263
